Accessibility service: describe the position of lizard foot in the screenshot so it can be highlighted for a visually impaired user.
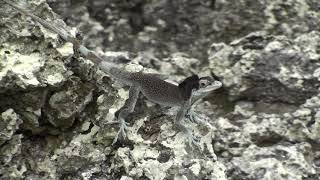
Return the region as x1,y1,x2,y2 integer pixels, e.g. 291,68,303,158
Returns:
186,110,213,129
176,122,201,149
186,129,201,150
112,118,129,145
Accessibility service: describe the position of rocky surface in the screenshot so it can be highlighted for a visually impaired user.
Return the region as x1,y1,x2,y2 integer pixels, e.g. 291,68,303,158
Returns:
0,0,320,180
209,31,320,104
47,0,320,60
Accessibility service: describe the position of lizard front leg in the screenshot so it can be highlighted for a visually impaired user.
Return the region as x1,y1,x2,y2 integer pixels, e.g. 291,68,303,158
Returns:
185,98,213,129
175,95,200,147
112,85,140,145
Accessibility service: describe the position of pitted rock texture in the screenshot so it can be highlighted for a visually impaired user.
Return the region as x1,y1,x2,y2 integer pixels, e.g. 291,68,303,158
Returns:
211,91,320,179
1,0,320,180
47,0,320,60
208,31,320,104
206,31,320,179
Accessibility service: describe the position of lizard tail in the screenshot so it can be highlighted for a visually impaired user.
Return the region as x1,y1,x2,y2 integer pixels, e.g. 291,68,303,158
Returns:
2,0,103,65
3,0,134,84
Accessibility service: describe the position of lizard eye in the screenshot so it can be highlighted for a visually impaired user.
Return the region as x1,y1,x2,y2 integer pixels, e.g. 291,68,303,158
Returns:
200,82,206,87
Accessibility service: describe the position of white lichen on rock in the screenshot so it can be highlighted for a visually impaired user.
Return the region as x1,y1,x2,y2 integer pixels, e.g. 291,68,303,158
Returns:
0,47,44,88
0,109,22,148
209,31,320,104
1,0,320,179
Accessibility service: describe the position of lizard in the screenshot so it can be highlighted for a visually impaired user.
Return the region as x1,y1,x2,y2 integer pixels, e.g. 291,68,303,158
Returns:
2,0,223,146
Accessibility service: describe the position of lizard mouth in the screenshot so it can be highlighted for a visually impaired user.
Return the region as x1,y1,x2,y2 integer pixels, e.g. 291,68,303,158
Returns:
193,81,222,95
203,81,222,92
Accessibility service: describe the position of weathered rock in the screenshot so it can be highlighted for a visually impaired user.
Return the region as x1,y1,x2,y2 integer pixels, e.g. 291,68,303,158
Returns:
48,0,320,60
0,109,22,145
46,80,94,128
1,0,320,179
208,31,320,104
0,109,23,178
229,143,315,179
211,91,320,179
0,134,24,179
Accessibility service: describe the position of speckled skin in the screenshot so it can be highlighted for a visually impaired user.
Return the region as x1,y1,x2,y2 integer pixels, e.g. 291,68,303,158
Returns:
103,64,202,107
130,72,184,107
100,62,185,107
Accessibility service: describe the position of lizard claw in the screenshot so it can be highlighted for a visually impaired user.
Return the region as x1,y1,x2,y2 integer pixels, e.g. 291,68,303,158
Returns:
112,118,129,145
186,110,213,129
186,130,201,149
186,110,202,123
185,112,196,123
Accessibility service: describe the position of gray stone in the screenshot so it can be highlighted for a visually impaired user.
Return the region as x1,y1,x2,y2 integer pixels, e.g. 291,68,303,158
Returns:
208,31,320,104
1,0,320,179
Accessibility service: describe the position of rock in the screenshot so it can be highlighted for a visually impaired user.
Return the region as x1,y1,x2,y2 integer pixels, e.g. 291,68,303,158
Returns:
230,143,315,179
208,31,320,104
211,92,320,179
0,109,22,145
0,134,24,179
0,110,24,179
48,0,320,60
46,79,94,128
1,0,320,179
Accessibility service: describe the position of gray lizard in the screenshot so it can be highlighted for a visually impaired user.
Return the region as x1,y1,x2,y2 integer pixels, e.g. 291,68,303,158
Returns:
2,0,223,146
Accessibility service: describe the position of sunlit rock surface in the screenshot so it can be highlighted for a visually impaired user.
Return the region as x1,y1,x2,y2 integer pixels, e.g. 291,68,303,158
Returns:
208,31,320,104
0,0,320,179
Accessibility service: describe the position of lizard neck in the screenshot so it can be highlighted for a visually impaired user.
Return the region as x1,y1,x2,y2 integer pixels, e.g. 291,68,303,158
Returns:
178,75,200,101
98,61,133,85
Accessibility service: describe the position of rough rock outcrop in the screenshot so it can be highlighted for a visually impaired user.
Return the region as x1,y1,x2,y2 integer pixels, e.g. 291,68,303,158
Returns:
1,0,320,179
47,0,320,60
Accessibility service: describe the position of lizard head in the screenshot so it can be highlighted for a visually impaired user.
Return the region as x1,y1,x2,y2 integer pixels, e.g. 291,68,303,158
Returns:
193,75,222,96
179,74,222,100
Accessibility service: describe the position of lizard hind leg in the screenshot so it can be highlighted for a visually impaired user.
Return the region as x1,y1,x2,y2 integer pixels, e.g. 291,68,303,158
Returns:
112,86,140,145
